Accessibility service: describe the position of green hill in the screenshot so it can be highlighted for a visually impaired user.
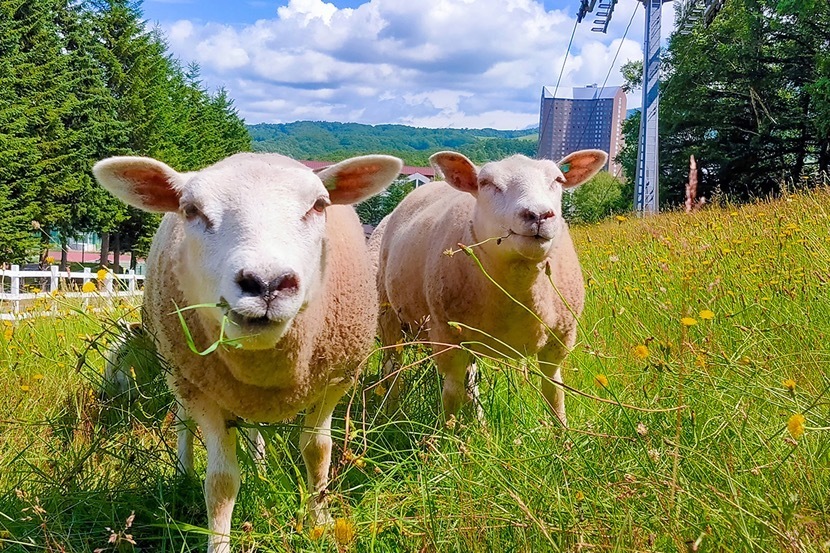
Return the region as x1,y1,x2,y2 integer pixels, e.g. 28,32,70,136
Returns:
247,121,539,166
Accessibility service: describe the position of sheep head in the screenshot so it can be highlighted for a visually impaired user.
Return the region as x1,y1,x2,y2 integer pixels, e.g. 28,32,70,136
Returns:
93,153,402,350
430,150,607,262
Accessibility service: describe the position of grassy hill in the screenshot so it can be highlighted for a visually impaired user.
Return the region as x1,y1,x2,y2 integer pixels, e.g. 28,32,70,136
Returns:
1,189,828,551
248,121,539,166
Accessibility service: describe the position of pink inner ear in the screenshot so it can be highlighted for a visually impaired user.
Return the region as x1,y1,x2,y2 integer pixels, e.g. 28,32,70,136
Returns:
563,153,605,187
328,163,384,203
124,167,180,211
436,156,477,192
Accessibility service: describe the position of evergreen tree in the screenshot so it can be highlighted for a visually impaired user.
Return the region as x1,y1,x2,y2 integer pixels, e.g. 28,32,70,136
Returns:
0,1,41,263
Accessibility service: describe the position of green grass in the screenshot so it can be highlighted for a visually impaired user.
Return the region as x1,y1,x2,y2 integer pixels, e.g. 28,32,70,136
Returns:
1,190,829,552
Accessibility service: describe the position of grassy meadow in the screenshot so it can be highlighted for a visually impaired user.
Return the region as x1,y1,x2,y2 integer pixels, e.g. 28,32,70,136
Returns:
1,189,828,552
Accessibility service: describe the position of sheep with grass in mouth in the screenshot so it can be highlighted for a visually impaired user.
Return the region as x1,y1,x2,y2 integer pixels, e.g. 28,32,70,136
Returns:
375,150,607,425
93,152,402,553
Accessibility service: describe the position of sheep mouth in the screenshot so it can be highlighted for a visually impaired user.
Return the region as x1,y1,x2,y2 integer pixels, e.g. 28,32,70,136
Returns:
226,310,272,328
220,302,279,329
508,230,554,242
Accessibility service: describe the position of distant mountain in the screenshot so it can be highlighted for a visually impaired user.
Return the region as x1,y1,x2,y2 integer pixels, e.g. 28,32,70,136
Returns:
247,121,539,166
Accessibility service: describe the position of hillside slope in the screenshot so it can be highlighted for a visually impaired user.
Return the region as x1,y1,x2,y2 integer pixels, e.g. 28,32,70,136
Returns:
1,189,827,551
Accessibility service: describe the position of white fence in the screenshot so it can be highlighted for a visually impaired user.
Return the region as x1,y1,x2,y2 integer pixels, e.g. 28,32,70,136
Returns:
0,265,144,321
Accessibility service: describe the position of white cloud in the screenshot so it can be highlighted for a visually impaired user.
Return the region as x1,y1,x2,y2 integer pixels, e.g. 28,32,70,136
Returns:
277,0,341,26
159,0,676,128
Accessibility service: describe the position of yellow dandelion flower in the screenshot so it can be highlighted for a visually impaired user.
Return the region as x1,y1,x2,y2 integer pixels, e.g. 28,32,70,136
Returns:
699,309,715,320
681,317,697,327
575,490,585,502
615,215,627,222
308,526,325,540
96,268,109,280
45,256,55,264
32,374,44,381
633,344,649,360
20,385,30,392
354,457,366,469
787,413,805,439
82,281,96,293
782,379,796,392
334,518,355,545
374,384,387,397
594,374,609,388
3,328,12,341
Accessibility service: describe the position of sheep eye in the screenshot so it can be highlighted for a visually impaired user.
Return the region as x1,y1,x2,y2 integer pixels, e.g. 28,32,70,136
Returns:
312,197,330,213
182,203,213,230
182,203,201,220
479,178,502,192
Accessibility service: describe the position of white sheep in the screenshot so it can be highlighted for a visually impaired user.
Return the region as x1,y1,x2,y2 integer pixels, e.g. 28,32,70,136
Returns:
375,150,607,425
93,152,402,553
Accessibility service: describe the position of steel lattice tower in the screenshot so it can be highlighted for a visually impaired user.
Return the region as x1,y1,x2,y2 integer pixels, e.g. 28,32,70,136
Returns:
634,0,670,214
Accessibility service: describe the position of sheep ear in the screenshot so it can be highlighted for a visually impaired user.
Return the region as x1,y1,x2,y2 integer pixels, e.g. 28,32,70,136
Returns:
317,155,403,205
557,149,608,189
430,151,478,194
93,156,184,212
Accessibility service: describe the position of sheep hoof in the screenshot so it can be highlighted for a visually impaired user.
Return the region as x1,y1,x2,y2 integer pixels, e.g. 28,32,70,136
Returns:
307,506,334,528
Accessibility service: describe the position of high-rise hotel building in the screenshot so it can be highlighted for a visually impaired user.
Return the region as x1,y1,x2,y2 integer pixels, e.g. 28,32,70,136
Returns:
537,85,627,177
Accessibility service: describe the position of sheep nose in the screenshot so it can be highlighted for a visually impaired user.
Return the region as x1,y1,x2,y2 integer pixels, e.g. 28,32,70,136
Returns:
519,208,555,223
236,270,300,298
268,272,300,295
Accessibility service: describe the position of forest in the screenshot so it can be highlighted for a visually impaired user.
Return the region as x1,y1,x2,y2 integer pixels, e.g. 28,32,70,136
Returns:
0,0,250,268
249,121,538,167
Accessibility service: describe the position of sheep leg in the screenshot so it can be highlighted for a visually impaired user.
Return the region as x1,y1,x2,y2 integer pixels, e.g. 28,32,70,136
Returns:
243,426,266,471
538,340,572,427
378,303,404,412
436,349,479,421
300,385,348,526
467,362,484,422
190,401,240,553
175,404,194,475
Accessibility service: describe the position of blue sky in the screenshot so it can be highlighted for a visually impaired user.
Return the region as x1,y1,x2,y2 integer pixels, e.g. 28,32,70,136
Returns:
141,0,580,26
139,0,674,128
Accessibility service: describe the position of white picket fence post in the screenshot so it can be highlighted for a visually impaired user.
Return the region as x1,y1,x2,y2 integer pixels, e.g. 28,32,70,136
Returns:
82,267,92,310
50,265,59,316
50,265,59,293
104,271,114,294
10,264,20,315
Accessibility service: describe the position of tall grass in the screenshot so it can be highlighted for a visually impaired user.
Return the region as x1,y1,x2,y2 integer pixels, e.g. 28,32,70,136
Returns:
1,189,828,552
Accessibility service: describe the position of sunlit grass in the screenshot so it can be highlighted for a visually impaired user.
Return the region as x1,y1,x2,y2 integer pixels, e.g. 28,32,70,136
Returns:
1,189,828,551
